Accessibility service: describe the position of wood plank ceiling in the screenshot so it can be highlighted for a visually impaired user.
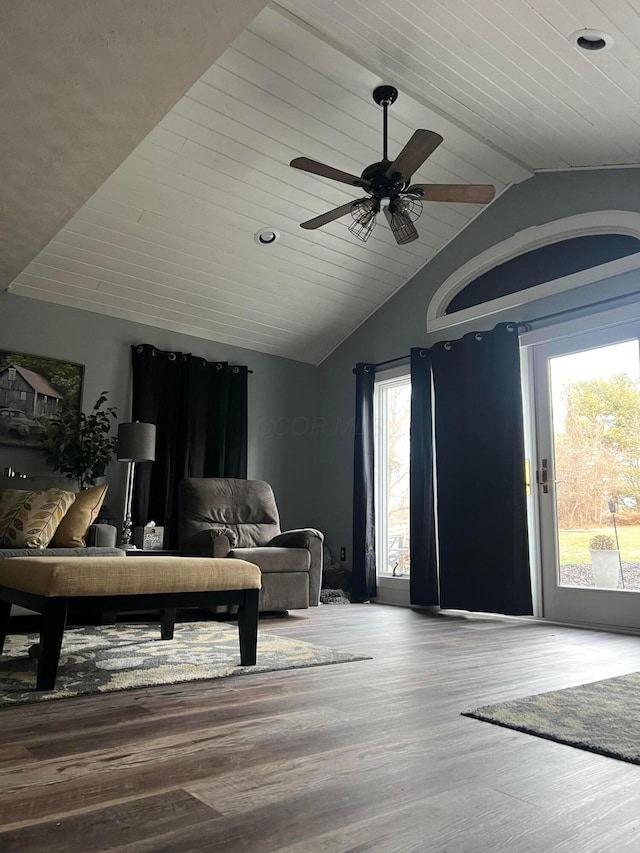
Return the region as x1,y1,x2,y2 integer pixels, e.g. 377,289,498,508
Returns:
9,1,640,364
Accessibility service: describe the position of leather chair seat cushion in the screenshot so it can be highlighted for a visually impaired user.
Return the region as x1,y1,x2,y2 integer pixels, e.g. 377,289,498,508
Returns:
230,546,310,574
229,523,281,548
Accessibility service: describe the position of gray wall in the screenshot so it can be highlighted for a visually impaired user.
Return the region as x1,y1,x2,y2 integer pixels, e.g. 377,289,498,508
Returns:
315,167,640,563
3,167,640,561
0,291,320,532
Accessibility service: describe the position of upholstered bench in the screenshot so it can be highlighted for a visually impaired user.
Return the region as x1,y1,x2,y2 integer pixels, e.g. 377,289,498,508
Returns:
0,556,261,690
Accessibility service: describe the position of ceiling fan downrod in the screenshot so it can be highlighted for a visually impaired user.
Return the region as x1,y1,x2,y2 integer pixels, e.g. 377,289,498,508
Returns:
372,85,398,163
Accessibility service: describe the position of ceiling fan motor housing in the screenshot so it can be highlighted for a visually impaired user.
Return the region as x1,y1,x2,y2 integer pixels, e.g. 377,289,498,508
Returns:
360,160,406,199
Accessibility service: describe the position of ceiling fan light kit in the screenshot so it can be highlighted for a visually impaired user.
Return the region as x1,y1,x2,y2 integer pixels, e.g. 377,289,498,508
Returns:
384,197,422,245
290,86,495,246
348,198,380,242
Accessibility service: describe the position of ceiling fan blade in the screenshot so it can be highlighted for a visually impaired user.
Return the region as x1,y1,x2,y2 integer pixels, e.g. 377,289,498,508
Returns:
290,157,370,188
300,199,369,230
407,183,495,203
386,130,443,181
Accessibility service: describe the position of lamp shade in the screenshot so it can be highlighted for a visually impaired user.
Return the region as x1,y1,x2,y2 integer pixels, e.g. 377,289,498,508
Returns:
117,422,156,462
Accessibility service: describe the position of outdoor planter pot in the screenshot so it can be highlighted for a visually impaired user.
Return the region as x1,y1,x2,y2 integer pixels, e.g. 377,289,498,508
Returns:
589,549,620,589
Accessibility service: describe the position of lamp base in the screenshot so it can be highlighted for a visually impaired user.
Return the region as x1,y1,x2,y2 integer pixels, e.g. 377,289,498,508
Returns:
120,461,135,550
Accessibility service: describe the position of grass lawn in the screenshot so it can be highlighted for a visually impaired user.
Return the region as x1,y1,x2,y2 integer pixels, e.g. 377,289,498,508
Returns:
558,525,640,565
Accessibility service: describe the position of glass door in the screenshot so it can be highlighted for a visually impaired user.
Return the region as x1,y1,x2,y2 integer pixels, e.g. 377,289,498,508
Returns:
531,319,640,630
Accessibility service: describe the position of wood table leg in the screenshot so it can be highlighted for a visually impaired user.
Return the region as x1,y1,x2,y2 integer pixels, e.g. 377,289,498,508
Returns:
37,598,68,691
0,598,11,654
237,589,258,666
160,608,177,640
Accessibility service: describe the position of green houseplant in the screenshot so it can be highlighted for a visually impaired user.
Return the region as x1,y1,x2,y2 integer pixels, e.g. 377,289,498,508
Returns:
39,392,118,489
588,534,620,589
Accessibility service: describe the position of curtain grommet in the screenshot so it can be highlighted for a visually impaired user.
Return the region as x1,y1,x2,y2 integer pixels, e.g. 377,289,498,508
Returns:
168,353,176,361
444,343,452,351
475,333,483,341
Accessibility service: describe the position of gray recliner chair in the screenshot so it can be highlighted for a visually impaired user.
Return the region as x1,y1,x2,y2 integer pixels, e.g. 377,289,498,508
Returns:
178,478,323,611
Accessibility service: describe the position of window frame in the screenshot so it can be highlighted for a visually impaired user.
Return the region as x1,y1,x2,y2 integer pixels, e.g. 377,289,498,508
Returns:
374,365,411,584
426,211,640,333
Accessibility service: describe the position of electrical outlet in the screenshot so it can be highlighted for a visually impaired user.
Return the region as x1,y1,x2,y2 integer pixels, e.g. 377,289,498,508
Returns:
339,547,346,561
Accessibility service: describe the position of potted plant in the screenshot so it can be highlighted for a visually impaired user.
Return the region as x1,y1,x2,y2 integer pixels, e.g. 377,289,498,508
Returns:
588,534,620,589
39,392,118,489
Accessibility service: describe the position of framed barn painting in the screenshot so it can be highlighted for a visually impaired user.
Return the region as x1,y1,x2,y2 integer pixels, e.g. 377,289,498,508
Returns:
0,350,84,449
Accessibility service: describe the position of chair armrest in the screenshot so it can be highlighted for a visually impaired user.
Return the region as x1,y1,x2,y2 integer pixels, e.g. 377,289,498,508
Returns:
181,528,236,558
268,529,324,606
269,528,323,549
87,524,117,548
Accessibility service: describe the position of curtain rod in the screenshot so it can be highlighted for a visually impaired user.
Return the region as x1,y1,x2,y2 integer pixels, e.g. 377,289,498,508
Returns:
371,353,411,370
520,289,639,328
363,290,639,370
133,345,253,373
363,326,522,369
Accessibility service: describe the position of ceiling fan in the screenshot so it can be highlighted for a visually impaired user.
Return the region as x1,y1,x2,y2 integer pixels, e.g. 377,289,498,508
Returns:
290,86,495,246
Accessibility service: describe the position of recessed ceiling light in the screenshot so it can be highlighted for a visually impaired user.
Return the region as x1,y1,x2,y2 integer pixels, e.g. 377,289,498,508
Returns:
570,28,614,52
254,227,280,246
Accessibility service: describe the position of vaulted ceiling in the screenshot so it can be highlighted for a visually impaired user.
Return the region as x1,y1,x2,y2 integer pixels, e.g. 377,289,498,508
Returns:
6,1,640,364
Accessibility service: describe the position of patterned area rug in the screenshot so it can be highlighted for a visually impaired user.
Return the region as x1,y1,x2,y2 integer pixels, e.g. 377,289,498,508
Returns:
0,622,370,706
464,672,640,765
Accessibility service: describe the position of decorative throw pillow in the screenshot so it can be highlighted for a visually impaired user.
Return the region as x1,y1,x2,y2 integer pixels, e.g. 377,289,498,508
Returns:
0,489,76,548
50,483,108,548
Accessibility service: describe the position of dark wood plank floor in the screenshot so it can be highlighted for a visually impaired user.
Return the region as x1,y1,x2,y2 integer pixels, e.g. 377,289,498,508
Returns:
1,605,640,852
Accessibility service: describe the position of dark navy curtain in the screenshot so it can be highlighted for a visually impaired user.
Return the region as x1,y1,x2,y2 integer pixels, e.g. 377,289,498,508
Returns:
430,323,532,615
409,348,439,606
131,344,248,548
352,363,376,601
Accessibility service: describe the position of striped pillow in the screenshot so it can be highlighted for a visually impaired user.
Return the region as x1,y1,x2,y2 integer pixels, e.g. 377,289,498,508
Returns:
0,489,77,548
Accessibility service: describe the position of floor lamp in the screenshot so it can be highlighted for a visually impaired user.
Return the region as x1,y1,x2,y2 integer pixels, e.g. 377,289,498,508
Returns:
117,421,156,550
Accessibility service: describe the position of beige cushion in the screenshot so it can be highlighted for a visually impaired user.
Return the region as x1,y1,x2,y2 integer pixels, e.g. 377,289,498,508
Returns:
0,556,261,597
0,489,76,549
50,484,108,548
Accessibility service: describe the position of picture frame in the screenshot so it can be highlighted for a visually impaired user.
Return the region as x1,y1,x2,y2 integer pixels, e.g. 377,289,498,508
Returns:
0,350,84,449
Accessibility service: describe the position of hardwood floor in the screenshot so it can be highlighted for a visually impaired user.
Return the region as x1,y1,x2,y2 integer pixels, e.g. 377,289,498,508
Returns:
1,605,640,851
